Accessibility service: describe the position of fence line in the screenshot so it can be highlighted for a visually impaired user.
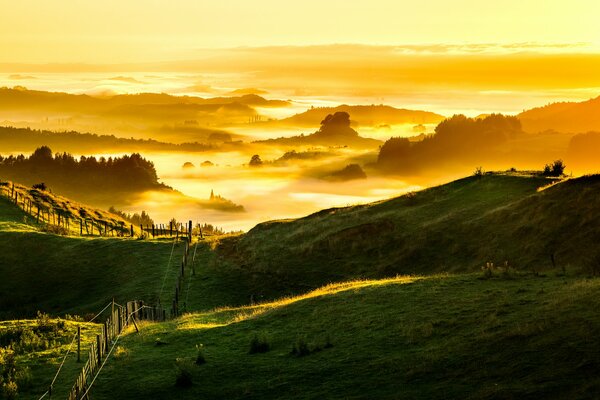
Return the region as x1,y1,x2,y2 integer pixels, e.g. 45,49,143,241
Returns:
65,301,166,400
0,181,208,240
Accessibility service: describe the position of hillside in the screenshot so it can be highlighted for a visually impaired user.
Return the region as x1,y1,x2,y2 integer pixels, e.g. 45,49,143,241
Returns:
269,104,445,128
0,190,185,319
86,273,600,400
257,111,381,149
518,95,600,133
0,125,236,154
183,173,600,308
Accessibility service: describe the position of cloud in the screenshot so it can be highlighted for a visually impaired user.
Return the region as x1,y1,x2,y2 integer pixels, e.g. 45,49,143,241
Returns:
108,76,146,84
8,74,37,80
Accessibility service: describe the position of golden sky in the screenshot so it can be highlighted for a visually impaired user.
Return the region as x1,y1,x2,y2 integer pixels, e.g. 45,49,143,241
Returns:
1,0,599,64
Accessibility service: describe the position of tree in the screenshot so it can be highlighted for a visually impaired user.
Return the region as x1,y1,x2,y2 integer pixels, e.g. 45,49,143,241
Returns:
543,160,566,177
249,154,263,167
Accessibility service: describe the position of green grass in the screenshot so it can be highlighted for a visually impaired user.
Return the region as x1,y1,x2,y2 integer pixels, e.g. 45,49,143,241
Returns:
0,195,186,319
82,273,600,400
0,318,102,400
3,172,600,399
182,173,600,309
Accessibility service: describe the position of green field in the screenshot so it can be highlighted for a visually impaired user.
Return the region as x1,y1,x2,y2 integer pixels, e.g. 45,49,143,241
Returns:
3,172,600,399
89,273,600,400
0,194,185,319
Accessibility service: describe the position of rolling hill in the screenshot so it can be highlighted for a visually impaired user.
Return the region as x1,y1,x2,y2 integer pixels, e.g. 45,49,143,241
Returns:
89,273,600,400
268,104,445,128
0,187,185,319
186,173,600,308
518,95,600,133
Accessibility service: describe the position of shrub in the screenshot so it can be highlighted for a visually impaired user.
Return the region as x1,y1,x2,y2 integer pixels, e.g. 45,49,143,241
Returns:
113,346,128,360
249,335,270,354
542,160,566,177
473,166,484,178
1,380,18,400
32,182,47,191
195,344,206,365
291,337,311,357
174,358,194,387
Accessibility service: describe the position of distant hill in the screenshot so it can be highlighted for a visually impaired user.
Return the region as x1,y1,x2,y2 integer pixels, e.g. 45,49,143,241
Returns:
270,104,445,128
518,95,600,133
0,87,290,133
257,111,382,148
0,87,290,112
0,125,234,154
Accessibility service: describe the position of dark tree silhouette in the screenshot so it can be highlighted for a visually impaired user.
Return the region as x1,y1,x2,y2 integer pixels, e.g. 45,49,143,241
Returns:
249,154,263,167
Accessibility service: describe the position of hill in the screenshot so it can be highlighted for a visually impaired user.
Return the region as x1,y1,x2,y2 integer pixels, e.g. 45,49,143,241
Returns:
257,111,381,149
0,188,185,319
269,104,445,128
183,173,600,308
0,125,238,154
518,95,600,133
85,273,600,400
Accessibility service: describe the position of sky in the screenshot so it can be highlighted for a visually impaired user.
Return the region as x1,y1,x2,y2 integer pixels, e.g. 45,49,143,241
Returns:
1,0,599,64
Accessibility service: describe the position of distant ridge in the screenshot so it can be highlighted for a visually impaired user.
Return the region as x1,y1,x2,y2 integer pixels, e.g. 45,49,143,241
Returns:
518,95,600,133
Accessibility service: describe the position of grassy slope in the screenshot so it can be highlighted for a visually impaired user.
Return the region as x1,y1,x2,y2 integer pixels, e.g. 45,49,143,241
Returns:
0,195,185,319
184,174,600,310
1,319,102,400
90,274,600,400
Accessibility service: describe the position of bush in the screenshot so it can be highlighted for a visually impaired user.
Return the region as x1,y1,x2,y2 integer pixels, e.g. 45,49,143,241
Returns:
542,160,566,177
473,166,484,178
195,344,206,365
291,337,311,357
174,358,194,387
1,380,18,400
248,334,270,354
32,182,47,191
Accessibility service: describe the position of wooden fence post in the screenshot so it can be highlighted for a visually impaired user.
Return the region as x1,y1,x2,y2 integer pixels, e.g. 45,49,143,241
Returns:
77,326,81,362
96,334,101,362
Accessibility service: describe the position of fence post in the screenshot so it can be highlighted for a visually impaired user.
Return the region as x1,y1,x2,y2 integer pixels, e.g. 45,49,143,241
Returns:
77,326,81,362
96,334,101,362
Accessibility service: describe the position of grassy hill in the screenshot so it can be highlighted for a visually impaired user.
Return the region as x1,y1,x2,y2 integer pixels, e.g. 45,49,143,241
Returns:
85,273,600,400
4,172,600,399
0,190,185,319
184,173,600,310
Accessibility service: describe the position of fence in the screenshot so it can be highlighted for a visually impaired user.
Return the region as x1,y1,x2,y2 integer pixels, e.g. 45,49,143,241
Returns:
65,300,166,400
0,181,206,240
0,182,130,237
169,238,192,318
62,237,196,399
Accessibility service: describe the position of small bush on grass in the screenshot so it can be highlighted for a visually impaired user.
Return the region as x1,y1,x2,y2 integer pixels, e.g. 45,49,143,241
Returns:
195,344,206,365
291,337,311,357
174,358,194,388
249,334,270,354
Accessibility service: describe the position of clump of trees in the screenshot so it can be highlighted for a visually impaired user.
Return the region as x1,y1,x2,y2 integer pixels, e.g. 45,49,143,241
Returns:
108,207,154,226
249,154,263,167
542,160,566,177
0,146,167,194
376,114,522,173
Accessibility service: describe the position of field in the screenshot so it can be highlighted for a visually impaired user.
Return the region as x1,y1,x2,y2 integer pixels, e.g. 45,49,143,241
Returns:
87,273,600,400
2,172,600,399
